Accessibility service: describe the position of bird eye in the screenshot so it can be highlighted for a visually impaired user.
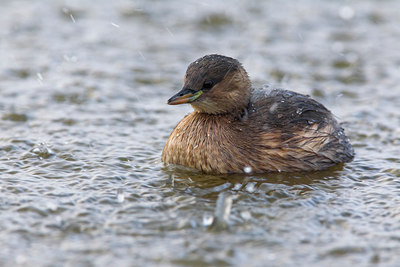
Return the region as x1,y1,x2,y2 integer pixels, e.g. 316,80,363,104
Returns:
203,80,214,90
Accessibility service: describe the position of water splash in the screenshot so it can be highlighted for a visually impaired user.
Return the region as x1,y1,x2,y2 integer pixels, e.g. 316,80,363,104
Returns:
245,182,256,193
31,143,55,159
213,192,233,228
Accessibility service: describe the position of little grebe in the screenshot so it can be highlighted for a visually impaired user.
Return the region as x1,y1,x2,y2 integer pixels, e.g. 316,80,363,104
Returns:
162,54,354,174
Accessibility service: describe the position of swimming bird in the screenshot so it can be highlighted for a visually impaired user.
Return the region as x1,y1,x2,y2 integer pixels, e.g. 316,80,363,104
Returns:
162,54,354,174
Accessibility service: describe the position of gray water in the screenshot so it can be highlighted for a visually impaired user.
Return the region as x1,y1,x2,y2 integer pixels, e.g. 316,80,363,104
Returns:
1,0,400,266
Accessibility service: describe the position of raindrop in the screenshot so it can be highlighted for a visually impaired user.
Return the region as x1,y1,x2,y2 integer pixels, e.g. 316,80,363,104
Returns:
296,108,302,115
37,72,43,84
117,189,125,203
297,32,304,41
339,6,354,20
269,102,279,113
243,166,252,174
70,14,76,23
165,27,174,36
282,91,294,98
110,22,120,28
215,192,232,224
249,103,256,113
137,51,146,60
63,55,78,62
202,214,214,226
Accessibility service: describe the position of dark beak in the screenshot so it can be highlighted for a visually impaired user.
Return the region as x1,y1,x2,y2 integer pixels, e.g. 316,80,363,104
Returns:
167,88,203,105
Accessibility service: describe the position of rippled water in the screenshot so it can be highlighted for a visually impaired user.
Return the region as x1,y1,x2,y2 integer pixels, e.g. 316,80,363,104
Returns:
1,0,400,266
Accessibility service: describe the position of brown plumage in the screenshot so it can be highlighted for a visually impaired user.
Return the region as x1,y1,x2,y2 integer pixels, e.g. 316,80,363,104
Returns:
162,54,354,174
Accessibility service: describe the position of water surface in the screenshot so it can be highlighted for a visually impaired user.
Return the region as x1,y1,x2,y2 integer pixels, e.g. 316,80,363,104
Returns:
1,0,400,266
